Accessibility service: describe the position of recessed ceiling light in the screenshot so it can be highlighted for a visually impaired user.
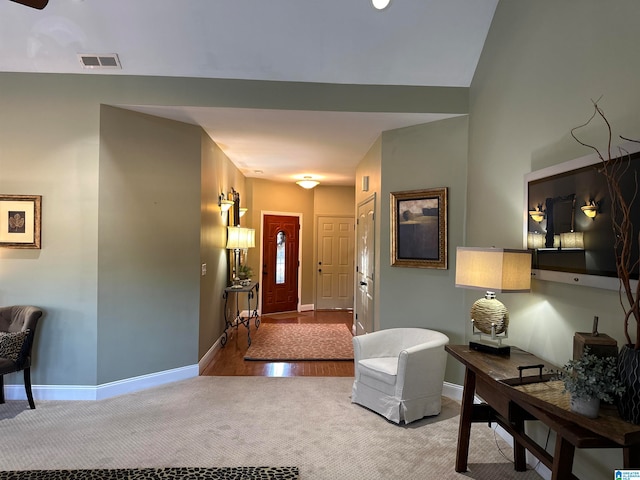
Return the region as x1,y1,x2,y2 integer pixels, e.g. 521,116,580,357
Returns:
372,0,390,10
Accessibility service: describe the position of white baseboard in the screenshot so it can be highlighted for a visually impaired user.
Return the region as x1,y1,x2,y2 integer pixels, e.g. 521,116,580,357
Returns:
443,381,464,401
4,364,199,401
198,331,230,374
299,304,314,312
199,336,223,374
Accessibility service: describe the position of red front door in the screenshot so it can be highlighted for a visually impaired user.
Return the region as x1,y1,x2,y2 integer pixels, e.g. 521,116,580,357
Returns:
262,214,300,314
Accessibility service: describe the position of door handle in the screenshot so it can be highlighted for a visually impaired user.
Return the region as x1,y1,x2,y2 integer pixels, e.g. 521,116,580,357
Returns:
360,281,367,286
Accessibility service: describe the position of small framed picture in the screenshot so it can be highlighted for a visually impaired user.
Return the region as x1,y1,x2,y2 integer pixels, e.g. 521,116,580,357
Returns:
390,187,447,269
0,195,42,249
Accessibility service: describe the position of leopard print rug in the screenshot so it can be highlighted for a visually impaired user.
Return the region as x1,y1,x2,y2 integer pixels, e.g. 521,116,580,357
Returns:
0,467,299,480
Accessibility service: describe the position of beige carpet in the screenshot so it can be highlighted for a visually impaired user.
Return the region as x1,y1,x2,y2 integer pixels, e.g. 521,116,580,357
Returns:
0,377,542,480
244,324,354,361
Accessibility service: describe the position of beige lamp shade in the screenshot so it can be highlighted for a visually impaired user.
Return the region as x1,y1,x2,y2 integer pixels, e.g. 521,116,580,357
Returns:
226,227,255,249
455,247,532,336
560,231,584,249
527,232,545,249
455,247,532,293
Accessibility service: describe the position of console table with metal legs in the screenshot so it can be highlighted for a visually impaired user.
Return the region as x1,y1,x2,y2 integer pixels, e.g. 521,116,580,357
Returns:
222,281,260,346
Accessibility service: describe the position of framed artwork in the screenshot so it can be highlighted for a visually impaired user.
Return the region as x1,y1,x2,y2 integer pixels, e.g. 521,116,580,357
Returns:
390,187,447,269
0,195,42,249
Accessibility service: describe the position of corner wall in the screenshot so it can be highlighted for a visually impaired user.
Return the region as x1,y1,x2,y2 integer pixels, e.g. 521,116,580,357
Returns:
98,107,201,384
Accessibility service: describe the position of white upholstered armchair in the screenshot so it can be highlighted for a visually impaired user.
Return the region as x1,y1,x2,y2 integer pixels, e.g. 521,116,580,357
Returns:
351,328,449,424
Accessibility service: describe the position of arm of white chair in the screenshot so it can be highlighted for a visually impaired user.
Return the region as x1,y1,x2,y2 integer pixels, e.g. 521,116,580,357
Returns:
352,329,400,362
395,335,449,398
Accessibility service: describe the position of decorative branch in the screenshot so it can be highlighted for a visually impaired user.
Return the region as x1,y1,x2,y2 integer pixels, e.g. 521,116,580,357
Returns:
571,101,640,350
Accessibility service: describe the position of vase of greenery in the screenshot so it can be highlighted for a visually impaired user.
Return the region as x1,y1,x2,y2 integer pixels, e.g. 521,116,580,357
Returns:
571,102,640,423
238,264,252,281
554,348,625,419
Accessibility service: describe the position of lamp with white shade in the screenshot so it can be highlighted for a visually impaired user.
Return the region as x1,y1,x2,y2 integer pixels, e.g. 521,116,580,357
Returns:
226,226,256,287
455,247,532,355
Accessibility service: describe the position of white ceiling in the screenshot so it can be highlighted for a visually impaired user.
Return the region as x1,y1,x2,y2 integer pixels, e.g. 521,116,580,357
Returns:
1,0,498,186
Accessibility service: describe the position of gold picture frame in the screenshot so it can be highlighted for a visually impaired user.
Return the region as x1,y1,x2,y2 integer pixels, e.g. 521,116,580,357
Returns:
391,187,447,269
0,194,42,249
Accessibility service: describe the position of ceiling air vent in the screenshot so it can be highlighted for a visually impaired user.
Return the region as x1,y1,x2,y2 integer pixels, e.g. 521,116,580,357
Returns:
78,54,121,70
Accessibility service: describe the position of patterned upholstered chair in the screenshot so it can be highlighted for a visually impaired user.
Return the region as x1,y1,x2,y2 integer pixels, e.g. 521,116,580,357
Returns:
352,327,449,424
0,305,44,409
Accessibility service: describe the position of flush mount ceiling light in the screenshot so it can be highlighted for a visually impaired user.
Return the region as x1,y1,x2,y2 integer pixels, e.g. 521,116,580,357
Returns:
296,176,320,189
372,0,391,10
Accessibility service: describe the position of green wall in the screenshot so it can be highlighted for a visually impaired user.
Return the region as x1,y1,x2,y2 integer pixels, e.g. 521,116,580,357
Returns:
199,134,246,359
378,116,469,382
98,107,201,384
0,74,101,386
470,0,640,372
468,1,640,476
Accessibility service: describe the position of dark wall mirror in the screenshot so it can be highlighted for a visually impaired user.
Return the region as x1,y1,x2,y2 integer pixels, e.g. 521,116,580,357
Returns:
525,142,640,289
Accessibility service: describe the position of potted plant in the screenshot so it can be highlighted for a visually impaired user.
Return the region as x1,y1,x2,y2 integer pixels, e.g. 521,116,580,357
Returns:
554,348,625,418
571,101,640,423
238,264,253,282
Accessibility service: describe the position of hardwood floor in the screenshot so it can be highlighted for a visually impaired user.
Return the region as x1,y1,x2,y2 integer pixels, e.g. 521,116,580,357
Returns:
201,310,355,377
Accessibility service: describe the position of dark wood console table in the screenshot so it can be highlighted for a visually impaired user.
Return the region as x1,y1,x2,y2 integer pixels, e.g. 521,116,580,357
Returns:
222,281,259,347
446,344,640,480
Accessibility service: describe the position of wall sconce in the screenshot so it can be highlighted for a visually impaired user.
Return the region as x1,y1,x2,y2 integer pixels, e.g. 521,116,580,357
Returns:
218,193,234,215
239,208,248,218
296,176,320,189
581,200,599,220
528,206,545,223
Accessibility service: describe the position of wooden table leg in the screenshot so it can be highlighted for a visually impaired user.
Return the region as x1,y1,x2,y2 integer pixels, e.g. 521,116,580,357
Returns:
552,435,575,480
511,406,527,471
624,444,640,468
455,367,476,473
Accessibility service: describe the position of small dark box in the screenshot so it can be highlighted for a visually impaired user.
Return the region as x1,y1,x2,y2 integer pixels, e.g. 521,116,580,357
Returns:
573,332,618,360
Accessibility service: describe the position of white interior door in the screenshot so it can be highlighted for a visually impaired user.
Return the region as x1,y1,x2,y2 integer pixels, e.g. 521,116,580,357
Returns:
355,195,375,335
316,216,355,310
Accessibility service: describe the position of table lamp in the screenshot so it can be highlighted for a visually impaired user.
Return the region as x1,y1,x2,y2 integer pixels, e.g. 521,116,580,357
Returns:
226,226,255,286
455,247,532,355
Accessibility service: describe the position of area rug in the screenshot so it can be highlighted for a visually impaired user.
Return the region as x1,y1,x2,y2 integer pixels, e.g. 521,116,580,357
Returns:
244,323,353,361
0,467,299,480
